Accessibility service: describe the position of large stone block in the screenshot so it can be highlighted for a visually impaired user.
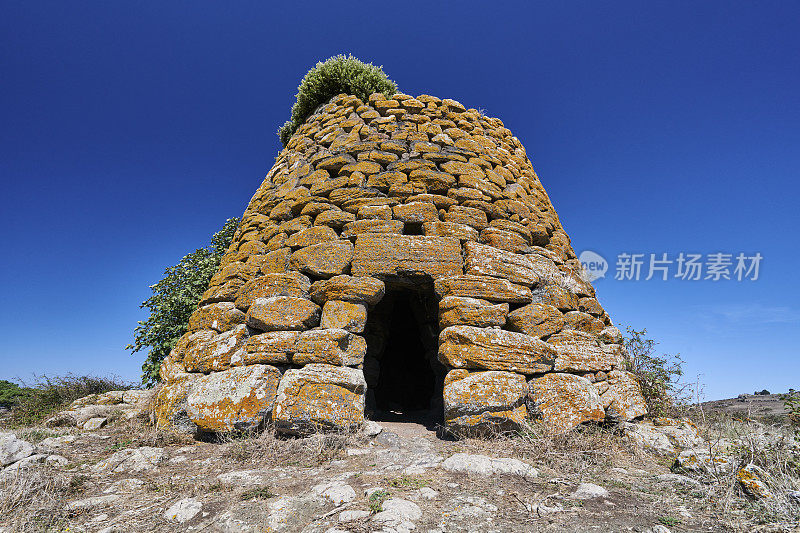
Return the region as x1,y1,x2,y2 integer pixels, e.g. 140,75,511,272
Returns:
293,328,367,366
444,370,528,436
152,374,199,434
351,235,463,279
289,241,354,278
186,365,281,432
530,285,579,311
548,330,617,373
562,311,605,335
464,241,561,287
188,302,245,333
438,296,508,328
599,370,647,421
438,325,555,374
528,373,605,434
273,364,366,435
234,272,311,311
506,303,565,339
309,275,385,305
241,328,365,366
434,275,532,304
245,296,321,331
183,325,249,373
422,221,479,242
321,300,367,333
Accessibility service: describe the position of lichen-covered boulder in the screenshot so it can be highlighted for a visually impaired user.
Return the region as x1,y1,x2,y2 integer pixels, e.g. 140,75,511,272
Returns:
463,241,561,287
273,364,366,435
152,374,199,434
548,330,618,373
438,325,555,374
434,275,532,304
183,324,249,373
528,373,605,433
289,241,354,277
351,234,463,279
443,370,527,435
438,296,508,328
308,275,385,305
246,296,321,331
186,364,281,432
234,272,311,310
188,302,245,333
506,303,564,338
320,300,368,333
600,370,647,420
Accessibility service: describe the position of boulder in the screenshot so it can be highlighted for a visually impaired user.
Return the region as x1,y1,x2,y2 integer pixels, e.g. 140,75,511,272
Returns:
530,285,579,311
601,370,647,420
241,331,300,365
464,241,561,287
183,324,249,373
152,374,199,434
188,302,246,333
246,296,321,331
93,447,168,473
285,226,338,248
562,311,605,335
506,303,565,338
309,275,385,305
293,329,367,366
273,364,366,435
186,364,281,432
438,325,555,374
548,330,617,373
351,234,463,279
528,373,605,433
443,370,528,435
422,221,479,242
440,453,538,480
320,300,367,333
0,433,35,467
234,272,311,311
434,274,532,304
438,296,508,328
289,241,354,277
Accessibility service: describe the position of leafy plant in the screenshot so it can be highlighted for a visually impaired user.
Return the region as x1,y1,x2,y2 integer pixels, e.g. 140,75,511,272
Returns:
240,486,276,501
278,54,397,146
368,490,390,513
782,389,800,427
622,327,687,417
127,217,239,386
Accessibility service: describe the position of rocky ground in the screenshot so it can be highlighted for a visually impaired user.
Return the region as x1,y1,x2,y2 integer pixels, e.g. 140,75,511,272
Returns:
699,394,790,421
1,393,799,533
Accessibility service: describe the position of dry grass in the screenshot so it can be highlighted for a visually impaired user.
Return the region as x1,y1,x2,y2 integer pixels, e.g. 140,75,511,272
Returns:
219,425,366,467
462,422,624,480
0,466,74,532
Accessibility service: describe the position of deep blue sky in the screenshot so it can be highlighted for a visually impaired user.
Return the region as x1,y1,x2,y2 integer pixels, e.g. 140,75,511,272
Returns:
2,2,798,399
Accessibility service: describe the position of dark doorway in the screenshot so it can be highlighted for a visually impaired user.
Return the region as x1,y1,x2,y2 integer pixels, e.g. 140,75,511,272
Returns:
363,288,444,426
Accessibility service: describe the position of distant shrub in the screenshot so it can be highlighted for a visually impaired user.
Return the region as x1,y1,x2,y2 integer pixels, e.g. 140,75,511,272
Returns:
0,380,33,409
278,54,397,146
782,390,800,427
9,374,131,427
622,327,687,417
127,217,239,386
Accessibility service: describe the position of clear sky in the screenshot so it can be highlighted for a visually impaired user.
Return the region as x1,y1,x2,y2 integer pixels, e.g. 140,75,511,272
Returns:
1,1,798,400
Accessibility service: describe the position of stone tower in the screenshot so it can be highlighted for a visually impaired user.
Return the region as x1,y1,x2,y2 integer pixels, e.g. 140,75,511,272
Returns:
154,92,647,437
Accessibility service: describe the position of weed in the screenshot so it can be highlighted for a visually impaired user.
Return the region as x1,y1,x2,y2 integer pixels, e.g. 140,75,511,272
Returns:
240,486,276,501
368,490,390,513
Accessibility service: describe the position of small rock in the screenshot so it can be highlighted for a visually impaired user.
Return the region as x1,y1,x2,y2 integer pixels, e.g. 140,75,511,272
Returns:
104,478,145,493
4,453,47,473
93,446,167,473
164,498,203,523
45,454,69,466
364,487,385,497
217,470,267,487
66,494,120,510
570,483,609,500
381,498,422,521
83,417,107,430
339,510,371,522
645,526,672,533
788,490,800,503
737,463,773,499
39,435,78,449
312,481,356,506
89,513,109,522
440,453,538,480
0,432,35,467
362,420,383,437
610,467,629,475
417,487,438,500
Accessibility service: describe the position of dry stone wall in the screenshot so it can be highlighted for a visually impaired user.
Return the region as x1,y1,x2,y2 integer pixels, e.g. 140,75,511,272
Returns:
154,92,647,437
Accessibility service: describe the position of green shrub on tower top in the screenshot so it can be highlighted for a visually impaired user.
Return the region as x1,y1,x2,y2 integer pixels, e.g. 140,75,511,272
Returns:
278,54,398,146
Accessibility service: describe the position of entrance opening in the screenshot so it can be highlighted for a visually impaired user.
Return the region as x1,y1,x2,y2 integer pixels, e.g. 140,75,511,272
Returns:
364,287,444,427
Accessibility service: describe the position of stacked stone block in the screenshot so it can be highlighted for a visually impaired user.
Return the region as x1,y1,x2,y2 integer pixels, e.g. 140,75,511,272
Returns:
154,92,647,437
